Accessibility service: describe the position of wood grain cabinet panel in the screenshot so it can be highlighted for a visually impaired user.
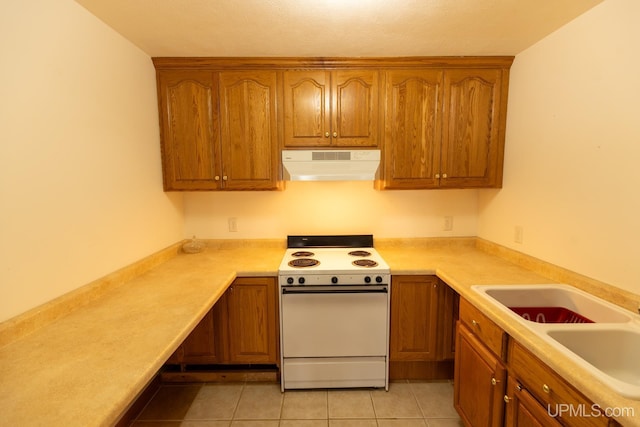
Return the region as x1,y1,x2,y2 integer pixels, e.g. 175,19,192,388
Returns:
166,277,278,366
382,70,443,189
283,70,379,147
156,69,279,191
381,66,509,189
157,71,219,190
219,71,279,190
441,68,507,188
454,321,507,427
226,277,278,364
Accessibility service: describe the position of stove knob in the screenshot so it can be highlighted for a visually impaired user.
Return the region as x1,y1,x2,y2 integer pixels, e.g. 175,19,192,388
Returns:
298,277,305,285
331,276,339,284
375,276,383,283
364,276,372,283
286,277,294,285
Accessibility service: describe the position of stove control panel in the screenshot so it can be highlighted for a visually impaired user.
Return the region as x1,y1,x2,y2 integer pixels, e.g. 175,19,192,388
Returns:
279,273,390,287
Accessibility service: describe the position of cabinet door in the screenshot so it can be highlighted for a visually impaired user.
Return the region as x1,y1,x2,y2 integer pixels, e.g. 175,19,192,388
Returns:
226,277,278,364
506,377,563,427
333,70,380,147
181,304,225,364
157,71,220,190
382,69,443,189
283,71,331,147
219,71,279,190
390,276,439,361
454,322,506,427
441,68,506,188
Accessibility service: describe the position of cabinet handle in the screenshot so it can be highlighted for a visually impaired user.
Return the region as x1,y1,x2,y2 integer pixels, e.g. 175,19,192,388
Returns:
214,176,220,181
442,173,448,179
333,131,338,138
491,377,500,385
471,320,479,327
504,395,511,403
223,175,228,181
542,384,551,394
435,173,441,179
325,131,330,138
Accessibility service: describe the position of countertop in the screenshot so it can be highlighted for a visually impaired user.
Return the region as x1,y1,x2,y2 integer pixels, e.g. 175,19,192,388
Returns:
0,238,638,426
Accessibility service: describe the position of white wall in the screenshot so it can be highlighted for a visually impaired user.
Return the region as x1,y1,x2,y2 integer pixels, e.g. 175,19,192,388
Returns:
478,0,640,294
184,183,478,239
0,0,184,322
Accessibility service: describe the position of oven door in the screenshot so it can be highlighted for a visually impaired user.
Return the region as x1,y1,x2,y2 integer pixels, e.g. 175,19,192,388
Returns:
280,285,388,357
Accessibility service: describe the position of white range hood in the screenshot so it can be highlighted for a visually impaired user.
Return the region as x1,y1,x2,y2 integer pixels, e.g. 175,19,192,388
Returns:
282,150,381,181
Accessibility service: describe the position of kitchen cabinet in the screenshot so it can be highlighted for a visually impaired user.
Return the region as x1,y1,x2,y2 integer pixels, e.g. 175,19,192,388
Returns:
282,70,380,147
156,70,219,190
506,339,619,427
156,69,280,191
389,275,458,379
454,298,507,427
381,67,509,189
166,277,278,366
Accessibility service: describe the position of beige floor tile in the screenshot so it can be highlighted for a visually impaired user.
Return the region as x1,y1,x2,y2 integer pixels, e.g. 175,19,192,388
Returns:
424,419,464,427
184,383,244,420
280,420,329,427
137,385,202,420
370,382,422,418
281,390,328,419
410,381,459,418
234,383,283,420
229,421,279,427
377,420,427,427
181,422,232,427
327,390,375,419
328,420,377,427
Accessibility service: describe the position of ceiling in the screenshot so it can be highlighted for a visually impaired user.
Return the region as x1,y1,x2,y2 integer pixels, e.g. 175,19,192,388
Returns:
74,0,603,58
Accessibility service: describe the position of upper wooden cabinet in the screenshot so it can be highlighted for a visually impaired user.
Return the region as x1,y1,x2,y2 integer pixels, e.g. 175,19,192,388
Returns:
157,71,219,190
153,57,512,191
382,69,444,189
283,70,380,147
218,71,280,190
156,69,279,191
381,66,510,189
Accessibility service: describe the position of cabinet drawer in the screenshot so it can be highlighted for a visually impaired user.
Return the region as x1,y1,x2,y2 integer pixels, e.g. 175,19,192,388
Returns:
509,340,614,427
459,298,506,359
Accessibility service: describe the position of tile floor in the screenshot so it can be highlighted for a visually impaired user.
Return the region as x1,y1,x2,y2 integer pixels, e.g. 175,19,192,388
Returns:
131,380,463,427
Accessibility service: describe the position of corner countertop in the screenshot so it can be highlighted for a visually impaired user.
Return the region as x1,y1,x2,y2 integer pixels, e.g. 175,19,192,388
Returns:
0,238,638,426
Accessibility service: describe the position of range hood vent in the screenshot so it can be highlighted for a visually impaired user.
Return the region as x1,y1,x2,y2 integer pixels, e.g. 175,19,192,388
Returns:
282,150,381,181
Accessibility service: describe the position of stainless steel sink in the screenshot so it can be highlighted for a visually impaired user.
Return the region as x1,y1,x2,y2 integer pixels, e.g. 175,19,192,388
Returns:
472,284,640,399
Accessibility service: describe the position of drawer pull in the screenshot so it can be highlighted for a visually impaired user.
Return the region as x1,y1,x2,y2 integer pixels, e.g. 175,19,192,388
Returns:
491,377,500,385
542,384,551,394
504,395,511,403
471,320,479,327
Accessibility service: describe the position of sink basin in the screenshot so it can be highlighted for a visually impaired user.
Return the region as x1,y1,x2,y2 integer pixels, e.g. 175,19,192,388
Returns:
472,284,640,399
472,284,633,324
545,326,640,399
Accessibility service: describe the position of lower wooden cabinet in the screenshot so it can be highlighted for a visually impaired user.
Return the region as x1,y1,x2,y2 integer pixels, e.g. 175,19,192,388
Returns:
506,340,618,427
505,376,563,427
167,277,278,366
454,321,506,427
389,275,458,379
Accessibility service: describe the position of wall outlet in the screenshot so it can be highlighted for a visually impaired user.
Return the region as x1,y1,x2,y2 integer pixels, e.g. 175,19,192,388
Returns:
444,216,454,231
228,217,238,232
514,226,524,244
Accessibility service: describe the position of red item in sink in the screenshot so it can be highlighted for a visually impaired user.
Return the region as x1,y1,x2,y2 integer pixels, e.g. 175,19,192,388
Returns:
509,306,594,324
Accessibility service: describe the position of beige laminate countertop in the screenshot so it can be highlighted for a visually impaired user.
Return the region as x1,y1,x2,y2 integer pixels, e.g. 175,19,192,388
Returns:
1,238,638,426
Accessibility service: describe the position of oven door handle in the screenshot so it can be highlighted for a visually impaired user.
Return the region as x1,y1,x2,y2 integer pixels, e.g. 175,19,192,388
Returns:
282,286,387,294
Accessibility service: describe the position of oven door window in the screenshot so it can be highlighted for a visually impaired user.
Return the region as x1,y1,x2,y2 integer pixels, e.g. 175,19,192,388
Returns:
281,290,388,358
